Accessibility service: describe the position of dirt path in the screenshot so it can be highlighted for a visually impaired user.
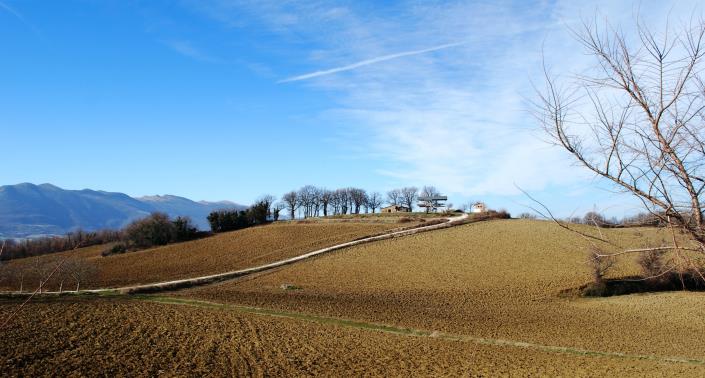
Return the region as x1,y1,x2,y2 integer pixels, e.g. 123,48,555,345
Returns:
4,213,468,296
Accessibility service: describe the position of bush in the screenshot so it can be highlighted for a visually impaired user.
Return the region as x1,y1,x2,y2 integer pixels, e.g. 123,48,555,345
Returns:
124,213,176,249
637,249,667,285
101,243,128,257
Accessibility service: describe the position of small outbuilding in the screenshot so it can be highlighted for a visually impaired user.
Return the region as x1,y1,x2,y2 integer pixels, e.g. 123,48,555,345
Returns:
381,205,411,213
470,202,487,213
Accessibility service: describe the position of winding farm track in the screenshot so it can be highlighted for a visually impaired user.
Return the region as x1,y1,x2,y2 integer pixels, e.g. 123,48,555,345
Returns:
111,213,469,294
5,213,469,296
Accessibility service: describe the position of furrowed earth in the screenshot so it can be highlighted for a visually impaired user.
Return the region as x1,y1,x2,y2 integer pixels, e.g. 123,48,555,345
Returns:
3,218,705,376
0,221,410,290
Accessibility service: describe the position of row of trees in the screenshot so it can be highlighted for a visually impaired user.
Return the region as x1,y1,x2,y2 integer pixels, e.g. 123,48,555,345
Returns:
278,185,443,219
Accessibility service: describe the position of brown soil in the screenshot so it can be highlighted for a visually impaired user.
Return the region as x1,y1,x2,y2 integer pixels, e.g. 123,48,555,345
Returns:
0,222,405,290
178,219,705,362
2,296,702,377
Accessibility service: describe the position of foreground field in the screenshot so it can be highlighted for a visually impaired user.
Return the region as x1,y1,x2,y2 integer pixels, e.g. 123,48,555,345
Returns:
2,296,702,376
179,219,705,363
0,222,406,290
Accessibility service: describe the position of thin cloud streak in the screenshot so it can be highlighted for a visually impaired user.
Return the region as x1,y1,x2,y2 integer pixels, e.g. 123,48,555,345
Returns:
278,41,467,83
162,40,224,63
0,0,41,36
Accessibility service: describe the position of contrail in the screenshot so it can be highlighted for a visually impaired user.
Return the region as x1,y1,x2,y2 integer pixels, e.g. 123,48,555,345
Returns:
279,41,467,83
0,0,41,36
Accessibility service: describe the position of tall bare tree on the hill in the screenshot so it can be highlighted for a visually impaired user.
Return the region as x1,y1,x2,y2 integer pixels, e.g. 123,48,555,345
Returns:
320,189,333,217
386,189,401,206
349,188,367,214
536,16,705,280
367,192,383,213
282,191,299,220
400,187,418,211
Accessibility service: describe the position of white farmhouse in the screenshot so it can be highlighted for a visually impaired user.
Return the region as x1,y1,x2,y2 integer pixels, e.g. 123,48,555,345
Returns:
470,202,487,213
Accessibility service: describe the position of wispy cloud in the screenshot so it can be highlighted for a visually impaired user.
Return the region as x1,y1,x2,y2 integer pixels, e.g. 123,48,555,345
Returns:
279,41,467,83
0,0,41,36
162,40,223,63
186,0,703,215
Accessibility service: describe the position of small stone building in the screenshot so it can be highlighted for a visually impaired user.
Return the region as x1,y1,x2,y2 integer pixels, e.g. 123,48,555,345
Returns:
381,205,411,213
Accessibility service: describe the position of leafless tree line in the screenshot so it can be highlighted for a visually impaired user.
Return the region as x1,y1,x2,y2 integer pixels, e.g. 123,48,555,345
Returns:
534,15,705,285
278,185,444,219
0,229,122,261
280,186,383,219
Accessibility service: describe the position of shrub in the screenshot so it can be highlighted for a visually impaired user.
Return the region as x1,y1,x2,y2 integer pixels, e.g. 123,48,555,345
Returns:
637,249,667,285
124,213,176,249
101,242,128,257
588,246,614,285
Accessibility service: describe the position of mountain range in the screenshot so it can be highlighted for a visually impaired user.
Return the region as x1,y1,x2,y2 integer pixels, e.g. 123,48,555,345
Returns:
0,183,244,238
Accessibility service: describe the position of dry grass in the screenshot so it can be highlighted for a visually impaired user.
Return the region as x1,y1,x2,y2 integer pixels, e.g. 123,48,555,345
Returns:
0,222,406,290
2,296,702,376
179,219,705,362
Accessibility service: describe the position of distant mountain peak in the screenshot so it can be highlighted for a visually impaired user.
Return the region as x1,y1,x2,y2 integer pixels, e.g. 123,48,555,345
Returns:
0,183,245,238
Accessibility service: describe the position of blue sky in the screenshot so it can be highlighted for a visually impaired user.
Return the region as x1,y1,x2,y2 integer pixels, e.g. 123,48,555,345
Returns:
0,0,700,217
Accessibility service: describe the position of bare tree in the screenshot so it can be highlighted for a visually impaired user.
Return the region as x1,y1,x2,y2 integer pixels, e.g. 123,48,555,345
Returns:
386,189,401,206
271,202,285,221
282,191,299,220
64,258,97,292
320,189,333,217
31,257,53,293
297,185,321,218
349,188,367,214
337,188,351,214
535,16,705,281
400,187,418,212
367,192,383,213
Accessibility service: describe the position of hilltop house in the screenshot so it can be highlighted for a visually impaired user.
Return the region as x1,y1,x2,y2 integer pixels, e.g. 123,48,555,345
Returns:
381,205,411,213
471,202,487,213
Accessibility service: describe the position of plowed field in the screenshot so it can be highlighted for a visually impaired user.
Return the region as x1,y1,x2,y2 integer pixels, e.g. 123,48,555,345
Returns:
2,297,702,376
0,222,405,290
179,219,705,364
